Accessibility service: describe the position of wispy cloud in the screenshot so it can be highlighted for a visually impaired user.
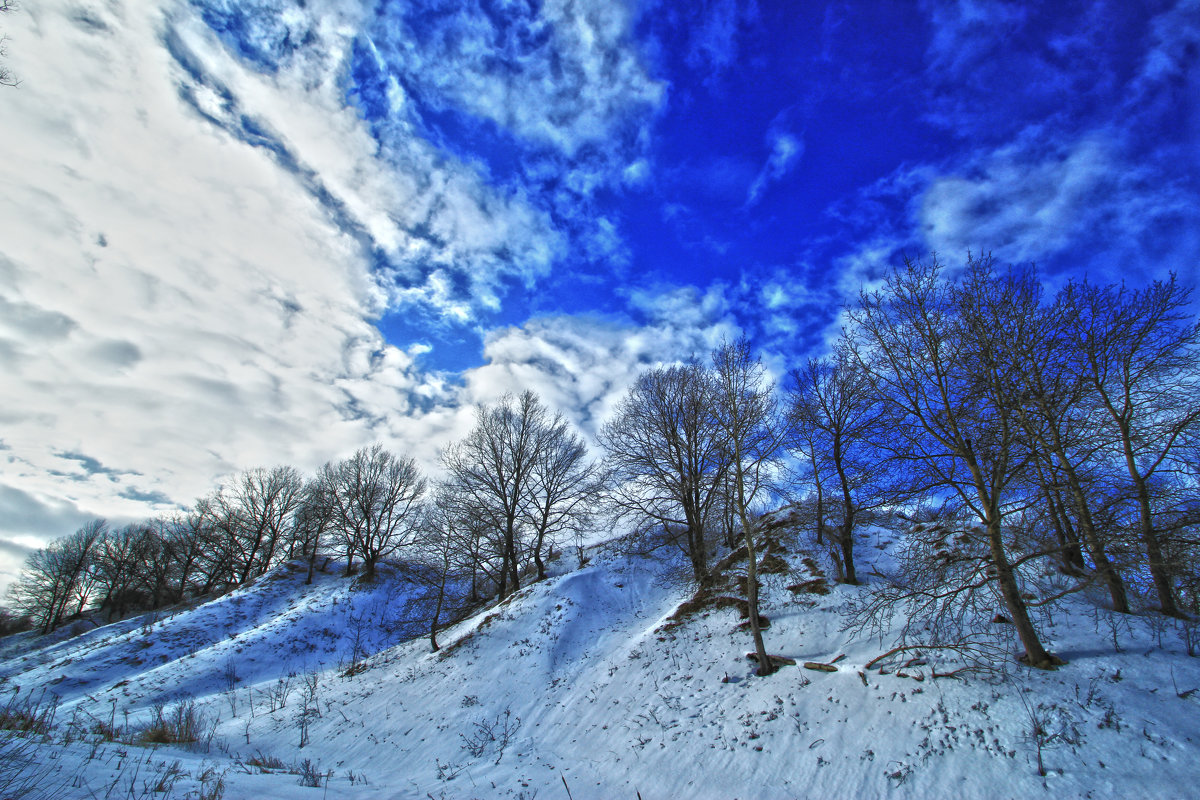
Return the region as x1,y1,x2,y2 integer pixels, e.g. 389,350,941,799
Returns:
747,129,803,207
681,0,760,86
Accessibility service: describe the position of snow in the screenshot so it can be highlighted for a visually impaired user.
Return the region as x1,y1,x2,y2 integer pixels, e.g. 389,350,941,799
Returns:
3,526,1200,799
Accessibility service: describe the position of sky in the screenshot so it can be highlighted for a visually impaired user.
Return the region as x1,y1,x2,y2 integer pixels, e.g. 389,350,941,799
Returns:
1,0,1198,594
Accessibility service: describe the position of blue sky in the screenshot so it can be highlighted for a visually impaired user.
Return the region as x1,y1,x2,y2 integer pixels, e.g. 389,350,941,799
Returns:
268,0,1198,369
1,0,1198,590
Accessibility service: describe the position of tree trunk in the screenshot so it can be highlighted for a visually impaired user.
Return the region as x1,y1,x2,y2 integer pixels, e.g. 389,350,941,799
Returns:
833,435,859,585
1063,477,1129,614
503,516,520,598
987,518,1055,668
429,584,444,652
1117,423,1180,616
732,440,772,676
743,530,772,675
809,451,826,546
1043,486,1086,573
533,527,548,581
1134,477,1179,616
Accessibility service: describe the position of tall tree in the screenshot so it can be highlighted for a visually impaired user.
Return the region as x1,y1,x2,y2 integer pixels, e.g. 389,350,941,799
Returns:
415,485,482,651
999,274,1130,612
787,349,890,585
225,466,304,583
10,520,106,634
293,479,336,585
92,523,154,621
847,255,1058,668
711,339,783,675
522,415,604,581
442,391,548,597
164,511,209,603
599,363,731,584
322,444,426,581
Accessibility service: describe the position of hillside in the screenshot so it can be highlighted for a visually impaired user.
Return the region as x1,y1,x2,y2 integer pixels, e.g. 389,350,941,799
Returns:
2,523,1199,799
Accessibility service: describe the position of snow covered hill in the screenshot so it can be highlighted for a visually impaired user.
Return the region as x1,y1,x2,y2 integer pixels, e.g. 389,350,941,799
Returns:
3,524,1199,799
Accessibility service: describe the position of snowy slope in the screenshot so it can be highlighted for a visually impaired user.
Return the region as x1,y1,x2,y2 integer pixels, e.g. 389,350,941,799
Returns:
3,527,1200,799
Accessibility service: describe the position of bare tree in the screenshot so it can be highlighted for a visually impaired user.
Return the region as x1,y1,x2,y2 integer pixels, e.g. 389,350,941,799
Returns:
522,415,605,580
9,520,106,634
223,466,304,583
999,274,1130,612
1065,276,1200,617
847,255,1058,668
449,493,502,601
92,523,154,621
711,339,783,675
787,348,892,585
323,444,426,581
192,497,239,595
293,479,336,584
599,363,730,584
415,485,483,651
164,511,209,602
442,392,548,598
0,1,18,89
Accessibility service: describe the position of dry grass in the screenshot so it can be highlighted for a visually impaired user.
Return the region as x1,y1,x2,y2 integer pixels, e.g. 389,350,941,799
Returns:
787,578,831,596
657,591,750,633
758,552,790,575
0,690,57,735
136,699,211,745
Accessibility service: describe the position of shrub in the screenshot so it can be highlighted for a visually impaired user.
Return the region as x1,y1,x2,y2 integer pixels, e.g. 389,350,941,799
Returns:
137,698,211,745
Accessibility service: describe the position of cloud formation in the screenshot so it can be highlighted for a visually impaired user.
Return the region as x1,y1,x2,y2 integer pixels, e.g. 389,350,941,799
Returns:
4,0,1197,599
0,0,535,585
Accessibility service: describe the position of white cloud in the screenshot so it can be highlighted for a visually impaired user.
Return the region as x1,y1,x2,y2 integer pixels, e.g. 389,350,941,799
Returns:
682,0,759,84
918,129,1199,271
1135,0,1200,87
0,0,580,591
0,0,687,598
921,0,1028,79
463,297,742,442
376,0,664,161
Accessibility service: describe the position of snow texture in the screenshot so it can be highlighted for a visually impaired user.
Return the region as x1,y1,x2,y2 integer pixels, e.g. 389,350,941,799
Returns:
3,527,1200,799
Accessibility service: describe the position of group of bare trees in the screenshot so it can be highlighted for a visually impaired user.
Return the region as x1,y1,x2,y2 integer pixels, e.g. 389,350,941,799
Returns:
598,256,1198,673
6,255,1197,673
5,447,427,635
439,392,605,600
830,255,1199,668
5,395,604,644
599,341,783,671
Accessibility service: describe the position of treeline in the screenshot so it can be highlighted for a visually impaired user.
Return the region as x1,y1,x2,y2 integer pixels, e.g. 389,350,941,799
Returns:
5,254,1199,670
5,394,604,647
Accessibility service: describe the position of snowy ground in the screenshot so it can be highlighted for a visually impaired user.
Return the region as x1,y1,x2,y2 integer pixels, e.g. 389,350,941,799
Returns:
3,525,1200,799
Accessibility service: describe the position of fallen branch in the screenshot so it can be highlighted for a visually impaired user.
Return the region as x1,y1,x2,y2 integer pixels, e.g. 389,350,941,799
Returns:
864,643,970,671
746,653,797,667
803,662,838,673
931,667,972,680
